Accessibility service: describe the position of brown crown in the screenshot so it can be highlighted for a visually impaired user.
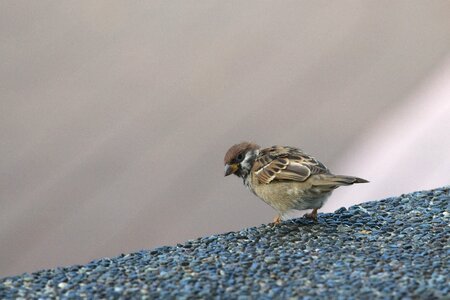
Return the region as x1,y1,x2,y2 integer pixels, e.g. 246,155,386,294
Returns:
224,142,260,164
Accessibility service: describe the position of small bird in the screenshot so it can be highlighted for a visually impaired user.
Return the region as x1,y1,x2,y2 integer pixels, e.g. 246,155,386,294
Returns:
224,142,368,223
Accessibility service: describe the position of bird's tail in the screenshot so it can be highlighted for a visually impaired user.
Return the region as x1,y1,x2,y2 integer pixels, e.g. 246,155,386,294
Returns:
313,174,369,190
330,175,369,185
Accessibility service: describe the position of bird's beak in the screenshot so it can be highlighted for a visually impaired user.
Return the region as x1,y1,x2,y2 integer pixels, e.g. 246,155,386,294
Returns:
224,164,238,176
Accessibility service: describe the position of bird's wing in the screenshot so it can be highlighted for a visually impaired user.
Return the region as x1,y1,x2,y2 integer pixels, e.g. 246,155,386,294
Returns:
253,146,329,184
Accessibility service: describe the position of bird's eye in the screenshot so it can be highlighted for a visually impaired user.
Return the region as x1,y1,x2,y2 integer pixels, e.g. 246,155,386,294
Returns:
236,153,244,161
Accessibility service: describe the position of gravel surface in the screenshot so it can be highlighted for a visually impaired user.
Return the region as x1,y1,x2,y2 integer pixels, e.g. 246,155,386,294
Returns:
1,187,449,299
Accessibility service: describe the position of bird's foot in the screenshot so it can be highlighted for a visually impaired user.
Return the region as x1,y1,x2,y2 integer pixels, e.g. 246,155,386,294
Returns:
272,215,282,225
304,208,318,222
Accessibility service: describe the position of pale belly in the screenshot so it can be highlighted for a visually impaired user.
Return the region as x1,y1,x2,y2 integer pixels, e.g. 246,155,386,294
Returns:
249,180,332,214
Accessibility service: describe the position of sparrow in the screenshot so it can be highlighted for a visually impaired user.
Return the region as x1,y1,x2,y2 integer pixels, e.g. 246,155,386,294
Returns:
224,142,368,223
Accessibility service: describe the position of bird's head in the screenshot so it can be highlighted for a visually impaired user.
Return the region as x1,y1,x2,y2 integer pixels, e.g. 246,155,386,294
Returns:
224,142,260,178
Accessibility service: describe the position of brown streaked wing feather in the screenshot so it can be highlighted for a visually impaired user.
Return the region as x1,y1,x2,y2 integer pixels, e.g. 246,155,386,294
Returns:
253,146,329,184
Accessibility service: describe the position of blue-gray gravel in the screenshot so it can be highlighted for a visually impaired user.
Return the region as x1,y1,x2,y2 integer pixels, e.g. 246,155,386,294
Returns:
1,187,449,299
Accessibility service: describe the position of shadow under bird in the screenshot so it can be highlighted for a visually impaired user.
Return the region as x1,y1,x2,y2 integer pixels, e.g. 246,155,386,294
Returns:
224,142,368,223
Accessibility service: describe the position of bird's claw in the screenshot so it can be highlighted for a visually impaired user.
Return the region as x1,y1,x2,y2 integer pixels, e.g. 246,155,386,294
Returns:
272,215,282,225
304,209,318,222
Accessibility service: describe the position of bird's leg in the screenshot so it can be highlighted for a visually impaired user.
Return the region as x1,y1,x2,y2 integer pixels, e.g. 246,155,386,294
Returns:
272,215,282,225
304,208,318,222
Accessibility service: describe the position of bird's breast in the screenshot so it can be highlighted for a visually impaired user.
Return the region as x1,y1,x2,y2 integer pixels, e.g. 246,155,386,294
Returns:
247,174,330,213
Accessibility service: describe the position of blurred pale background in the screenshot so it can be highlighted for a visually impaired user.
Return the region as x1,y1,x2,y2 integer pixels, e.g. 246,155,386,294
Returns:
1,1,450,277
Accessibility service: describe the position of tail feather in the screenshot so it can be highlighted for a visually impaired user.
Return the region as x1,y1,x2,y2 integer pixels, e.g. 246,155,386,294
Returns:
333,175,369,185
315,174,369,187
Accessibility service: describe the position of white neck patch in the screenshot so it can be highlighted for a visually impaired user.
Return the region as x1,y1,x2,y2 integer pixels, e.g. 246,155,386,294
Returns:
240,149,259,173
